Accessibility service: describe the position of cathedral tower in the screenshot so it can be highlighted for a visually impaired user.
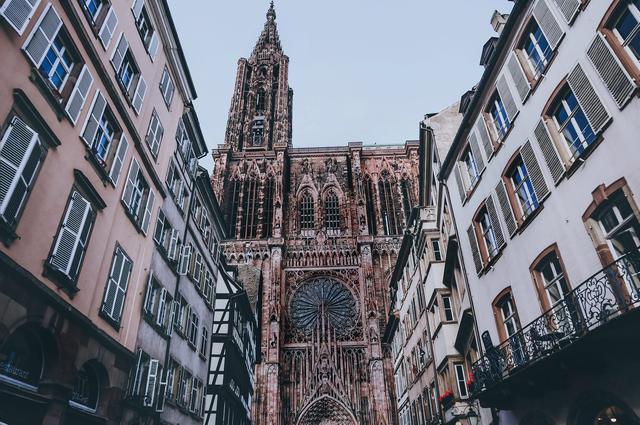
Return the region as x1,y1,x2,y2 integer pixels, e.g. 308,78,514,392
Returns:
212,4,419,425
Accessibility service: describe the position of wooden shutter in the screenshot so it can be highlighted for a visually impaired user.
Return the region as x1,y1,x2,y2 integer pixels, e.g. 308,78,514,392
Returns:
486,196,505,249
122,158,139,209
521,140,550,202
133,76,147,114
102,247,132,323
132,0,144,19
466,224,483,274
533,119,565,183
65,65,94,125
476,116,494,158
533,0,564,49
111,33,129,72
0,0,41,35
109,135,129,186
148,32,159,60
23,3,61,66
495,181,517,236
567,63,611,133
497,74,519,122
453,164,466,203
552,0,580,24
50,192,92,279
144,359,159,407
0,117,41,223
507,52,531,103
168,228,179,260
468,133,485,173
81,91,107,145
587,33,636,109
98,8,118,48
141,189,155,233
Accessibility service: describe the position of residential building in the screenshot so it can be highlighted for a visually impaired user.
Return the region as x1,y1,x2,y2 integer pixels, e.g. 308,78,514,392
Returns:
439,1,640,424
0,0,209,424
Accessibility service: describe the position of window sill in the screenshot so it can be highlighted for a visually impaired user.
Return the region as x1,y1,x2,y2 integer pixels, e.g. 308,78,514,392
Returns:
83,145,114,187
515,203,546,236
42,261,79,298
155,242,180,274
563,133,607,180
142,313,171,340
98,309,122,331
28,68,67,122
479,248,504,276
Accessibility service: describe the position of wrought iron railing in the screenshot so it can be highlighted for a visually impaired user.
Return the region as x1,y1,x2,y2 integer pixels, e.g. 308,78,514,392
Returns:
471,249,640,394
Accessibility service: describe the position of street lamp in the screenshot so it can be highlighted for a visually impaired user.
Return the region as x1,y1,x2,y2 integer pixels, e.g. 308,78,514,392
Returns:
466,407,479,425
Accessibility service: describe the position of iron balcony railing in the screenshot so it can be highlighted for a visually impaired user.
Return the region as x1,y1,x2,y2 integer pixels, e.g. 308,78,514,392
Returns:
471,248,640,394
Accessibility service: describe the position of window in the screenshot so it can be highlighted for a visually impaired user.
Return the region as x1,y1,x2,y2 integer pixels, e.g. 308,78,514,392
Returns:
70,363,99,411
100,246,133,326
595,191,640,258
520,19,552,79
98,8,118,48
478,207,499,259
324,190,340,232
188,311,199,347
111,34,146,113
364,178,377,235
131,0,159,59
494,291,521,341
153,210,181,262
454,362,469,399
82,92,126,175
122,159,155,233
200,326,209,357
401,179,414,221
128,349,162,408
611,0,640,65
143,272,174,335
0,116,45,230
39,31,75,91
48,191,94,283
431,239,442,261
532,248,571,313
263,175,275,238
550,87,596,160
300,191,315,232
174,294,190,335
0,326,43,387
166,161,186,210
159,67,175,107
239,175,260,239
460,146,480,189
488,94,510,141
146,110,163,157
508,157,538,218
442,295,454,322
79,0,104,23
378,172,402,235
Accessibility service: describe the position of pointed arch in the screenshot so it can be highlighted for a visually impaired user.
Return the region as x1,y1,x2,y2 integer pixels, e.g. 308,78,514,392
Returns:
296,395,357,425
400,178,415,222
324,189,341,232
378,171,402,235
364,175,378,236
299,190,315,231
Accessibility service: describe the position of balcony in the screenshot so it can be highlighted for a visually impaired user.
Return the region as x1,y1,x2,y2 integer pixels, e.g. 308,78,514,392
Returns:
471,249,640,406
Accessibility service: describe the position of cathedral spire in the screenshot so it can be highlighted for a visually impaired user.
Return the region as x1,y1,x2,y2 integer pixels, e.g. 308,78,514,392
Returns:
267,1,276,21
251,1,283,59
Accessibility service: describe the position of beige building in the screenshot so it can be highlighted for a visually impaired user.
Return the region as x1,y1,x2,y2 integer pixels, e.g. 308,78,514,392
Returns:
0,0,209,424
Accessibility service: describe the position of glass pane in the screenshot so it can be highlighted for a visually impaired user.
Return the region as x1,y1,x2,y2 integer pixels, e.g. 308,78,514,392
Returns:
615,9,638,41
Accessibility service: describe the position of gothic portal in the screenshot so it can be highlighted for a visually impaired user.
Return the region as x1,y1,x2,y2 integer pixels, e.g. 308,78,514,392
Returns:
211,4,419,424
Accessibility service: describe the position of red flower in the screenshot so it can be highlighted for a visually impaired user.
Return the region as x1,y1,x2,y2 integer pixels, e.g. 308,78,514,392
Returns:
438,390,454,402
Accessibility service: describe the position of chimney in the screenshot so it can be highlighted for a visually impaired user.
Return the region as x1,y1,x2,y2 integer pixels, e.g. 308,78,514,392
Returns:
491,10,509,35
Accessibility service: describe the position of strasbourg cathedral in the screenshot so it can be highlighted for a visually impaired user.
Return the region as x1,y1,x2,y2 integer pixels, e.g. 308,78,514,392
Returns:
211,4,419,424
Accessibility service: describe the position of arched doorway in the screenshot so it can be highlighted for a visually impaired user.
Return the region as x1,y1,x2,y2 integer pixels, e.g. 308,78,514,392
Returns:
569,391,640,425
297,395,357,425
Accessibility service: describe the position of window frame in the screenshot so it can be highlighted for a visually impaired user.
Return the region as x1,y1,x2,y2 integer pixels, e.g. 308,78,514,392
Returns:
530,244,573,314
492,288,522,343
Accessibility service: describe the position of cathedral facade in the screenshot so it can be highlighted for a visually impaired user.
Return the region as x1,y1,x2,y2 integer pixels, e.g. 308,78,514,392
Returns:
211,5,418,424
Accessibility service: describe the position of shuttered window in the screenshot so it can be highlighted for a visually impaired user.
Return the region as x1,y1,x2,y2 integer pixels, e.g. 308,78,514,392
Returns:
475,116,494,159
98,8,118,48
533,119,565,183
520,19,553,80
0,0,41,35
507,52,531,103
65,64,94,125
466,224,483,274
111,33,146,114
552,0,581,24
550,85,597,161
0,117,44,228
159,67,175,107
122,158,154,233
495,180,517,236
567,64,611,134
146,110,163,157
485,196,506,253
610,1,640,67
101,246,133,325
143,272,173,335
488,93,511,141
533,0,564,50
109,135,129,186
49,191,93,282
587,33,637,109
496,76,519,123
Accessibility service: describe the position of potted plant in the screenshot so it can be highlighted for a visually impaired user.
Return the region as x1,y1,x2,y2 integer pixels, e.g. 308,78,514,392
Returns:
438,389,455,409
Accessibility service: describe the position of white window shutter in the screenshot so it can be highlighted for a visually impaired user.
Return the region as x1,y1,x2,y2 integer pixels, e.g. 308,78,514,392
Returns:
141,188,155,233
129,349,143,397
23,3,61,66
102,248,132,323
533,0,564,50
533,120,565,183
486,195,505,249
453,163,466,203
111,33,129,72
65,65,94,125
132,0,144,20
167,301,177,336
0,117,40,222
153,209,165,245
109,135,129,186
168,228,179,260
466,224,483,274
552,0,580,24
468,133,485,173
496,74,519,122
148,31,159,60
495,180,517,236
144,359,159,407
81,91,107,146
1,0,41,35
143,272,154,314
156,288,167,327
587,33,637,109
567,63,611,134
179,244,191,275
133,76,147,114
122,158,140,209
156,371,168,412
507,53,531,103
50,191,92,279
475,116,494,158
521,140,550,202
98,7,118,49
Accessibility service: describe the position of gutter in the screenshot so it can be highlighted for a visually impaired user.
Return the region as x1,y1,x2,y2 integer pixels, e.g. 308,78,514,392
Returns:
438,0,528,181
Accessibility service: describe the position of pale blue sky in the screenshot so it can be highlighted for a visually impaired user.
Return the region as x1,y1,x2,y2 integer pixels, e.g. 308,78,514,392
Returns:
167,1,513,169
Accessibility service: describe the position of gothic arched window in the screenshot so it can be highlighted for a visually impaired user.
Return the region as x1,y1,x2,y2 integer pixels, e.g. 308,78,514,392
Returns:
324,190,340,231
256,88,266,113
401,179,414,222
378,173,402,235
262,176,274,238
225,178,241,237
240,176,260,239
70,363,100,411
300,191,315,231
365,178,377,236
